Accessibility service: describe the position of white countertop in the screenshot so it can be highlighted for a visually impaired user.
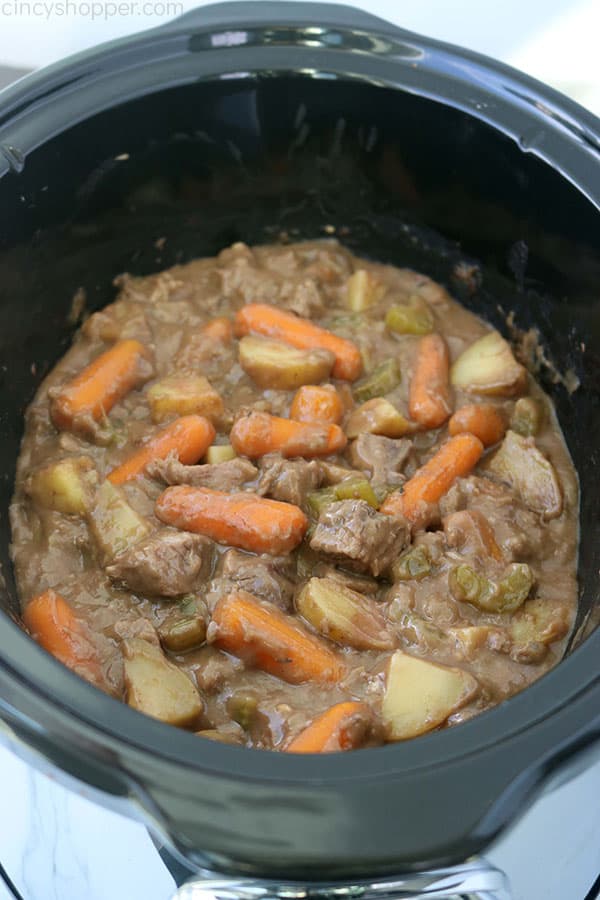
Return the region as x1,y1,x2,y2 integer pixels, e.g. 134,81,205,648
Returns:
0,736,598,900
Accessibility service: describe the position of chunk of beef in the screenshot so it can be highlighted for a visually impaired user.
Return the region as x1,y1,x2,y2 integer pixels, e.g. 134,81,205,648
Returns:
111,617,160,646
310,499,409,576
148,454,257,490
349,434,413,487
215,548,295,610
106,530,213,597
310,563,380,595
257,453,323,508
318,461,359,485
443,509,504,568
439,476,544,561
82,300,153,345
485,430,563,519
193,646,244,693
279,278,325,318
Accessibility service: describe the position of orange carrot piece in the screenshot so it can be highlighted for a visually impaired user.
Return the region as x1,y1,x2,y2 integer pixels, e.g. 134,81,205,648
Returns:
211,591,345,684
448,403,505,447
381,433,484,521
108,415,215,485
230,411,346,459
201,317,233,343
234,303,363,381
23,590,103,684
156,485,308,555
51,339,152,433
408,333,451,429
289,385,344,425
285,701,372,752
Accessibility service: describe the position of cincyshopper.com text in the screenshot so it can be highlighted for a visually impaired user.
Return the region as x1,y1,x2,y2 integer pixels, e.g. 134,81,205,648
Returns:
0,0,183,18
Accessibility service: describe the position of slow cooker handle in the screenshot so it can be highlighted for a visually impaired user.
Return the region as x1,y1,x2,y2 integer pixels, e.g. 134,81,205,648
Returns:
159,1,413,39
171,858,510,900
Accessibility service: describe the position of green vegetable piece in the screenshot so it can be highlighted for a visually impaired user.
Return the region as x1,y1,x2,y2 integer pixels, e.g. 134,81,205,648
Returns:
324,312,364,332
307,488,338,518
498,563,535,611
227,692,259,731
353,358,400,404
510,397,543,437
449,563,533,613
449,565,487,605
334,478,380,509
385,297,433,335
392,610,449,652
158,614,207,652
392,545,432,581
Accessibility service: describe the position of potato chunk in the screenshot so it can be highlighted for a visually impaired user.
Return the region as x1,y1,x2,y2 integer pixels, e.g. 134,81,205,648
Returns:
346,397,414,439
509,598,571,663
123,638,203,727
296,576,395,651
485,429,562,518
88,480,150,560
238,335,335,389
204,443,236,464
345,269,387,311
451,331,526,396
146,375,223,424
382,651,479,740
26,456,96,515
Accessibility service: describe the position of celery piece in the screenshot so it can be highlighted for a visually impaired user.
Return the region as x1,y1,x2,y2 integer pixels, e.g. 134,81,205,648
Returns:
307,487,338,518
449,562,533,613
353,358,400,404
392,545,431,581
158,614,207,652
227,692,259,731
334,478,379,509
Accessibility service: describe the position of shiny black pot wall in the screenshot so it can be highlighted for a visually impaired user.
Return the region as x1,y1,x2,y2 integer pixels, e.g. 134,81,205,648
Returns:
0,2,598,880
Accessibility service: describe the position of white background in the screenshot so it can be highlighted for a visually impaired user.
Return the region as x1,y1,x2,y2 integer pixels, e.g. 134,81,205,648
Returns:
0,0,599,115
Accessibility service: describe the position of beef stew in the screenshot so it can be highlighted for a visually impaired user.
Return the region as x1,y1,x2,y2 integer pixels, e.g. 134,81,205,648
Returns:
10,240,579,752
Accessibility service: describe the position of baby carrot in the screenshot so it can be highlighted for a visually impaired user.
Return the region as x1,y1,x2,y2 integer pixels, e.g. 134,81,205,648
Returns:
285,701,372,753
381,433,484,521
211,591,345,684
448,403,505,447
201,317,233,343
108,415,215,485
234,303,363,381
289,385,344,425
230,411,347,459
408,333,452,429
23,590,103,684
51,339,153,434
155,485,308,555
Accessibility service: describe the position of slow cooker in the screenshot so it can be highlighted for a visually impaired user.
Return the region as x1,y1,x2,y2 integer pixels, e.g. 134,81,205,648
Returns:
0,3,598,898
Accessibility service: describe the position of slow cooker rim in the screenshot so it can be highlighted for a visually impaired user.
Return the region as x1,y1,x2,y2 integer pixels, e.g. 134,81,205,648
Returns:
0,0,599,784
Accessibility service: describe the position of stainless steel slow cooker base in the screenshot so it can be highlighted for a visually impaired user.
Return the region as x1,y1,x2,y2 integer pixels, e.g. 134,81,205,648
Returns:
172,861,510,900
